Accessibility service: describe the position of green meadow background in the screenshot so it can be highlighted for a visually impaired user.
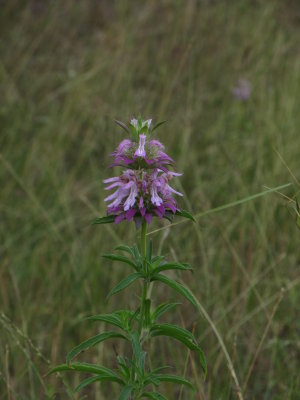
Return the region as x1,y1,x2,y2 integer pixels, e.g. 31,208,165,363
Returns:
1,1,299,399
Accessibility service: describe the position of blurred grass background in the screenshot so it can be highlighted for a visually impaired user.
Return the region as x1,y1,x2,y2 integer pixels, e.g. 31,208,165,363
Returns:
0,0,299,399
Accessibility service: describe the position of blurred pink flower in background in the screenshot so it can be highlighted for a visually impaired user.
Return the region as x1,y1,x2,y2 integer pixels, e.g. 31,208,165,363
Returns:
232,78,251,100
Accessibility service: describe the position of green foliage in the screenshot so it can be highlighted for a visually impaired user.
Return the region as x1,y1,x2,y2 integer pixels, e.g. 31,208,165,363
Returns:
87,310,135,331
151,302,181,322
107,272,143,299
176,209,196,222
151,121,167,133
66,332,128,365
150,274,198,308
102,253,139,271
52,226,204,397
92,215,115,225
150,324,207,377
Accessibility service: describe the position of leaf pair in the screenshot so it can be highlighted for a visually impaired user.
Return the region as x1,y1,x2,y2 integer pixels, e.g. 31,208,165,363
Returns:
49,362,124,393
92,209,195,225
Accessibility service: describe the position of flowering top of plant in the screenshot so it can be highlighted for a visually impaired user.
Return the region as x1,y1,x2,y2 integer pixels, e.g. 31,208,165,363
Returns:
103,117,188,225
110,118,174,171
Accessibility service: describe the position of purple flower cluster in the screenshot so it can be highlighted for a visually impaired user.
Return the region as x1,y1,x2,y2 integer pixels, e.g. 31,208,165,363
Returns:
104,118,183,225
110,119,173,172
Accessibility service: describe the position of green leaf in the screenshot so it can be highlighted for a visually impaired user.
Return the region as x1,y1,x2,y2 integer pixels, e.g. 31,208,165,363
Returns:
151,374,194,390
92,215,115,225
107,272,142,299
150,274,198,308
87,312,123,329
138,116,143,130
142,392,168,400
176,209,196,222
66,332,127,364
49,362,122,380
150,324,206,377
118,385,134,400
130,332,145,373
150,323,197,344
115,245,135,258
117,356,131,381
129,123,139,141
102,254,138,271
151,256,165,267
75,374,124,392
151,302,181,322
115,119,130,133
140,125,148,134
133,243,141,261
153,262,192,274
151,120,167,132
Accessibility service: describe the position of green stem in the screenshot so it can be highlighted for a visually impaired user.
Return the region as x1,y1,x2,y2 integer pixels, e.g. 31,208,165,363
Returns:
141,221,147,259
132,223,149,400
138,221,148,335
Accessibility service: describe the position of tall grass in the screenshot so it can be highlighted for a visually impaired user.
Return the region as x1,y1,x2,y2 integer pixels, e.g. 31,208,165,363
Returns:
0,1,299,399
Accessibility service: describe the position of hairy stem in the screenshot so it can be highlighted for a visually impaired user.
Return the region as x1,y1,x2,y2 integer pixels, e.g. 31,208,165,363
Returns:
138,222,149,336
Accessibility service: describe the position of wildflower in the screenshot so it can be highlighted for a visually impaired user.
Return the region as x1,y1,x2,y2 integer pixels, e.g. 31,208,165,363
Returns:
232,78,251,100
104,117,183,225
104,168,183,224
110,119,174,171
134,134,146,158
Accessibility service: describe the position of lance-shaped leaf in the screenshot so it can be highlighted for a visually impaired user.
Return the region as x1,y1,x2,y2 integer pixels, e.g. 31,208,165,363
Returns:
87,312,124,330
142,392,168,400
130,331,146,373
129,123,139,141
150,323,206,377
75,374,125,393
107,272,143,299
102,254,138,271
151,120,167,132
66,332,128,364
117,356,131,381
175,209,196,222
132,243,141,262
150,374,194,390
115,245,135,258
153,262,193,274
49,362,123,383
150,274,198,308
115,119,130,133
150,323,197,344
151,256,165,268
118,385,135,400
93,215,115,225
151,302,181,322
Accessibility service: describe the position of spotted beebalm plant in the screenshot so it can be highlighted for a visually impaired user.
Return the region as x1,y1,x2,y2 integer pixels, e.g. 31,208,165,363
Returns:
50,117,206,399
